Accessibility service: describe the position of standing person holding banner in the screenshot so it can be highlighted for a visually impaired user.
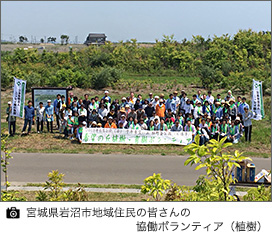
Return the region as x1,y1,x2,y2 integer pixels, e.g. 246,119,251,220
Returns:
21,100,35,135
242,106,253,142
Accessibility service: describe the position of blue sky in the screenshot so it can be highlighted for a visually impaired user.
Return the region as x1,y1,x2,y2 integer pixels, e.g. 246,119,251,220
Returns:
1,1,271,43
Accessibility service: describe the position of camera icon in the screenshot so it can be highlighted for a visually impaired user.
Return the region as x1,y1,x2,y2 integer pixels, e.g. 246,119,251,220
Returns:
6,207,20,219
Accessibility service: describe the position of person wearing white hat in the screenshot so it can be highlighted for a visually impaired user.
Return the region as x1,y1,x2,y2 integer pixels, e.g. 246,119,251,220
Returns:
147,92,154,103
36,102,45,133
45,100,54,133
155,99,166,119
90,121,97,128
102,90,111,103
152,95,160,107
6,101,16,136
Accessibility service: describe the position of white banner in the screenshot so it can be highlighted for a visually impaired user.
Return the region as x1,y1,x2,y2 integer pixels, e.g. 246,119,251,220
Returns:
11,77,27,118
251,79,265,120
82,128,192,145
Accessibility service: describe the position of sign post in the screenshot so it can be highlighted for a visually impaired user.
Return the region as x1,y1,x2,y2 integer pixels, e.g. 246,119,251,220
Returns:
11,77,26,118
251,79,265,120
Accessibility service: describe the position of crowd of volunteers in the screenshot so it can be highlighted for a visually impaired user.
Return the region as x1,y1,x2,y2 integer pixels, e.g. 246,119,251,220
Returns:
6,89,254,145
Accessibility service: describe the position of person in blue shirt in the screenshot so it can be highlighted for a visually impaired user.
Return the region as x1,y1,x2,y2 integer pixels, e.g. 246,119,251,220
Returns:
21,100,35,135
45,100,54,133
212,101,223,120
238,97,249,116
165,94,177,114
102,90,111,103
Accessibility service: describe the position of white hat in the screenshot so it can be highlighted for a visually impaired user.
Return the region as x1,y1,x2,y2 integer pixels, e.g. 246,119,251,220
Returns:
105,97,109,100
82,121,87,126
104,90,109,93
122,97,126,100
92,121,97,125
155,96,159,99
108,116,113,119
235,117,240,121
121,114,126,117
159,99,164,102
47,100,51,103
8,101,12,105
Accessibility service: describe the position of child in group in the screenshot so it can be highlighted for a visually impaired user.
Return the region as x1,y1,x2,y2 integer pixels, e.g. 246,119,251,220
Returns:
76,121,87,144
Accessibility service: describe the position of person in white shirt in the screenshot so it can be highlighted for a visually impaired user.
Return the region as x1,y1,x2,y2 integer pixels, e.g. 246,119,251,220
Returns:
194,101,203,119
152,96,160,108
139,118,148,130
98,104,108,121
78,104,87,123
184,99,193,118
173,91,180,113
36,102,45,133
206,91,214,105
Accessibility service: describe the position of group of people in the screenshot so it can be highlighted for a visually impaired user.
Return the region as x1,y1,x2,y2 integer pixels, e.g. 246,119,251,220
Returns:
6,89,254,145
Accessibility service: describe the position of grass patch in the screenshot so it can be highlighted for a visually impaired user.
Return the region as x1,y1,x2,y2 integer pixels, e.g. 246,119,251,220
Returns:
25,183,142,189
3,190,148,201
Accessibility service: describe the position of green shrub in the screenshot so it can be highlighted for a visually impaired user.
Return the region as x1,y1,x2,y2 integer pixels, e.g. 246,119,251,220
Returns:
91,67,121,89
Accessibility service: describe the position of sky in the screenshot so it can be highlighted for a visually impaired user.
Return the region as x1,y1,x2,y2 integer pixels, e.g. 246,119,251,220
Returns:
1,1,271,43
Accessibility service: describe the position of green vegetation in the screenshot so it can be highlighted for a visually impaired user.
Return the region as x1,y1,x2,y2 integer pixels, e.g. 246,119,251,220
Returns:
1,30,270,94
1,132,15,190
141,138,270,201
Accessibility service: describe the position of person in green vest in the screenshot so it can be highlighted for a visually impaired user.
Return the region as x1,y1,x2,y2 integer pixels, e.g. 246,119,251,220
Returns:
210,121,220,140
227,120,240,143
73,111,79,136
158,119,168,131
129,118,141,130
67,111,74,140
215,94,222,103
76,121,86,144
235,96,242,110
229,98,237,121
149,120,155,131
220,119,229,140
165,117,175,129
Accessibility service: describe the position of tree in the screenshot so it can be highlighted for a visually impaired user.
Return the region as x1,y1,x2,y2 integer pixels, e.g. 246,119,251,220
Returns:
183,136,252,201
19,36,27,43
60,35,69,45
47,37,57,43
40,38,44,43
